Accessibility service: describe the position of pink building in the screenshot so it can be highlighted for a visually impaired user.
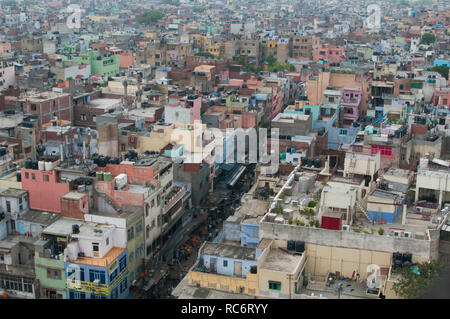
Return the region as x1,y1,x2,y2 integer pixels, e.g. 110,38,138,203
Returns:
21,160,71,213
312,38,346,63
340,87,362,127
165,96,201,125
433,89,450,109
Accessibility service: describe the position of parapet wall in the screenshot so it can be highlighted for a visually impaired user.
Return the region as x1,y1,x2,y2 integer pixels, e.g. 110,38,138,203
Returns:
260,221,438,260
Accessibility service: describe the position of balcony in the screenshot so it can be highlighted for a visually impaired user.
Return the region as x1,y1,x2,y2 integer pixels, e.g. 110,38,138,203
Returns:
65,268,128,297
162,186,185,215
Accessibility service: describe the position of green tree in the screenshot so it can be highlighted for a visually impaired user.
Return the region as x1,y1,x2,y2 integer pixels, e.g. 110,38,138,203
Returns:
138,10,164,25
195,52,216,59
428,65,449,80
420,33,436,45
393,260,446,299
265,53,276,66
378,227,384,235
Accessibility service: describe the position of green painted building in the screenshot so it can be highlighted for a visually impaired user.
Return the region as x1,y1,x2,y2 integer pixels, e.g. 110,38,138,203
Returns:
62,51,119,77
34,240,67,299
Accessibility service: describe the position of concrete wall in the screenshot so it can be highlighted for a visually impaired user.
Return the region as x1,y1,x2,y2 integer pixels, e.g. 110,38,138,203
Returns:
223,218,241,242
259,221,437,260
202,254,256,278
188,270,258,295
305,243,391,279
240,223,259,247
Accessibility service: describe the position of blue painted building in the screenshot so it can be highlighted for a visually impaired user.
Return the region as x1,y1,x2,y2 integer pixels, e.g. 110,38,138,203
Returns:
65,248,129,299
366,189,405,224
240,220,259,248
195,242,257,278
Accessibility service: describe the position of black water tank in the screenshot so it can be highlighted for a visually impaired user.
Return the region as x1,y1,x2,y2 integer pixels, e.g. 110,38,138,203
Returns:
16,172,22,182
287,240,295,251
72,224,80,234
25,158,33,169
32,161,38,169
402,253,412,263
250,266,257,274
295,241,305,253
0,148,6,156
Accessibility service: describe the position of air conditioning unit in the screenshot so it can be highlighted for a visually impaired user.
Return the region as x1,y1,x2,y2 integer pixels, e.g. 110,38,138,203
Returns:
394,231,401,237
416,207,423,213
342,225,350,231
403,232,412,238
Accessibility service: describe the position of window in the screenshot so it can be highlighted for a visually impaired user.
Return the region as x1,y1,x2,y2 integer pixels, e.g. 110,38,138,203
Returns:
32,173,35,180
339,129,348,135
31,104,37,111
119,255,127,271
129,252,134,262
47,268,61,280
25,172,29,179
268,281,281,290
371,145,392,157
92,242,99,253
6,201,10,213
120,277,128,294
106,237,109,246
136,221,143,234
89,269,106,284
223,260,228,267
109,268,118,282
69,291,86,299
80,114,87,121
0,254,4,262
43,175,49,182
127,227,134,241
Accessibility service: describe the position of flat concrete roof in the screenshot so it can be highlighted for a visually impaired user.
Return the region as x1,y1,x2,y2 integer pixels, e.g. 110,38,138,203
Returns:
202,242,256,261
87,98,122,110
62,191,87,200
260,248,302,274
0,188,27,198
172,276,255,299
18,210,61,225
42,217,84,237
74,222,115,238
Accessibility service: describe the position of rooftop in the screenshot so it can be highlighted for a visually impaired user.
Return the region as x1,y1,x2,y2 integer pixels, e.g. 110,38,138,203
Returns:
41,217,84,237
260,248,303,274
72,247,126,267
0,188,27,198
18,210,61,225
201,242,256,261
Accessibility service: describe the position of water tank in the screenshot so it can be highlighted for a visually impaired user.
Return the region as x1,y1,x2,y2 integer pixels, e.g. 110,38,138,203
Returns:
103,172,112,182
250,266,257,274
298,174,315,193
16,172,22,182
72,224,80,234
96,171,104,181
45,161,52,171
32,161,38,170
25,158,33,169
287,240,295,251
295,241,305,253
38,161,45,171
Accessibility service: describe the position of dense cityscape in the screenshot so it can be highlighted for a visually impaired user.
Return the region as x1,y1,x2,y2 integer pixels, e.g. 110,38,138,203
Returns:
0,0,449,301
